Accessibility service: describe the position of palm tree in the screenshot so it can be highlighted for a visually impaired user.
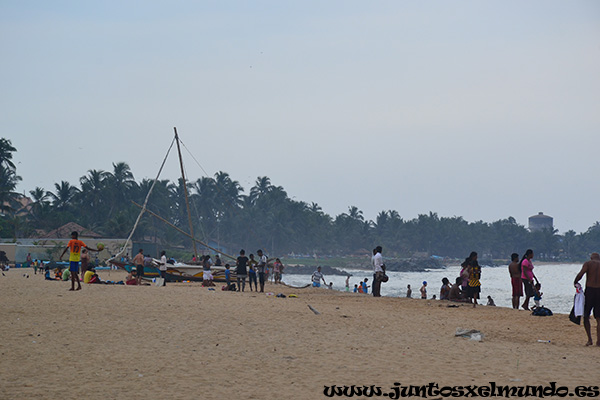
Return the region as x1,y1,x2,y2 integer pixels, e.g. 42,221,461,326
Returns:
105,162,137,217
0,138,17,170
48,181,80,211
0,139,21,215
249,176,272,204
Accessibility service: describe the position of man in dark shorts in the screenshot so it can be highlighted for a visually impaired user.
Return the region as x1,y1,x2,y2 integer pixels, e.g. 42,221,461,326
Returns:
131,249,145,285
236,249,248,292
574,253,600,346
508,253,522,309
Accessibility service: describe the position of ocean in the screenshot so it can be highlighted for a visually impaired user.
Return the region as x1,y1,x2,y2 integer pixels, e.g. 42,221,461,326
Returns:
281,263,585,314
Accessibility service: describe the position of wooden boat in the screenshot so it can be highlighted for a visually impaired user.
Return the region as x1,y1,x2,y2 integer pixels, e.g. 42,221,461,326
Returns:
110,259,237,283
108,128,237,283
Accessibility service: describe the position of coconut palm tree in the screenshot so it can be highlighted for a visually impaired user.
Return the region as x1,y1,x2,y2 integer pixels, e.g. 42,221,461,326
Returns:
48,181,80,211
0,138,17,170
249,176,272,204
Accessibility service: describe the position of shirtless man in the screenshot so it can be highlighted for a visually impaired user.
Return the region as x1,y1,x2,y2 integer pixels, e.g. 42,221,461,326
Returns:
132,249,145,285
508,253,522,309
574,253,600,346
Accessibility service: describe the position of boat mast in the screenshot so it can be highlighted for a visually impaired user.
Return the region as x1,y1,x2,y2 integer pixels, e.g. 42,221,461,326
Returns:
173,127,199,260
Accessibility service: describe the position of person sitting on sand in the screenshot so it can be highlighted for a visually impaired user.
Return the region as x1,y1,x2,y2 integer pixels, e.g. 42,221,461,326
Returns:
126,270,137,285
420,281,427,299
311,266,326,288
449,277,465,302
84,268,95,284
62,268,70,282
440,277,451,300
487,295,496,306
44,263,53,280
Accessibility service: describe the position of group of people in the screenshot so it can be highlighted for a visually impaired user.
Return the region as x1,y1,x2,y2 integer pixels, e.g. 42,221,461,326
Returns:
233,251,286,291
233,249,284,292
508,249,543,311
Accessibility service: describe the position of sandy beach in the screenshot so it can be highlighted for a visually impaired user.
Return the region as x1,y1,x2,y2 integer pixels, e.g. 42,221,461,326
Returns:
1,268,598,400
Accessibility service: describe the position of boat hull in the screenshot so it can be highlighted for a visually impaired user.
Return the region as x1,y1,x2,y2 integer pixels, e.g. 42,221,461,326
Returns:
109,260,236,283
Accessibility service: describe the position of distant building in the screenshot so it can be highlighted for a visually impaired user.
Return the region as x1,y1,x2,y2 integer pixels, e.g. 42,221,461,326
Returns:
528,212,553,232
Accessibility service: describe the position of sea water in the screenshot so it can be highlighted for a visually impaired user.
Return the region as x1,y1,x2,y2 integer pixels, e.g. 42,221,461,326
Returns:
281,263,584,314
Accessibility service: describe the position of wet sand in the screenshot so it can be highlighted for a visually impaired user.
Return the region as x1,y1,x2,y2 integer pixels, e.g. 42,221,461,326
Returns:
0,268,598,400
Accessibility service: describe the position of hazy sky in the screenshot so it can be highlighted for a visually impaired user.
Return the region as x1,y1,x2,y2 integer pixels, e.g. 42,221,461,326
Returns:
2,1,599,233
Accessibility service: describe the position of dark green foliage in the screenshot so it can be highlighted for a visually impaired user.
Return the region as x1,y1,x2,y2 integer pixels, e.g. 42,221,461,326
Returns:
2,137,598,260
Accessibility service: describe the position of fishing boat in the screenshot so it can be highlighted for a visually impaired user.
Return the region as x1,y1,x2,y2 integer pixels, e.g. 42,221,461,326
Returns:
110,259,235,283
108,128,237,283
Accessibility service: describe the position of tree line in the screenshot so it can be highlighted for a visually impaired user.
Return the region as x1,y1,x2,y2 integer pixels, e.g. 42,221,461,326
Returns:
1,138,599,261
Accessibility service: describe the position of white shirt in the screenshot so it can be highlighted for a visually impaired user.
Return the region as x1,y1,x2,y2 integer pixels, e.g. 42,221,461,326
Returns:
159,255,167,271
372,252,384,273
312,270,324,283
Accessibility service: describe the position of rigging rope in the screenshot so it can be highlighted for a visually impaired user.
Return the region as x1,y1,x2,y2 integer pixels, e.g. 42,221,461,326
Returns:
108,137,176,263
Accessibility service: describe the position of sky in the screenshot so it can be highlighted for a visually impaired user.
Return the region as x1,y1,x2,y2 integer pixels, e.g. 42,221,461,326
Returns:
2,1,599,234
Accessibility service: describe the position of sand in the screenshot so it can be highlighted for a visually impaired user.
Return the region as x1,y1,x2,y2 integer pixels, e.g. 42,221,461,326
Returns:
1,269,598,400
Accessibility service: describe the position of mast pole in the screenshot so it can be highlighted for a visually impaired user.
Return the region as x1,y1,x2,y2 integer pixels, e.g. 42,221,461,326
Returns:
173,127,199,260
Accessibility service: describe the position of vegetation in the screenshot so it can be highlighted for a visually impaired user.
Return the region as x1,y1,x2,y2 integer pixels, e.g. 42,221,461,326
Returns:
2,137,599,261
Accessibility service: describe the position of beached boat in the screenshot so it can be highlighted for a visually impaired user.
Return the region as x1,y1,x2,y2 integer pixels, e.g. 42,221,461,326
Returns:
111,259,236,283
108,128,237,283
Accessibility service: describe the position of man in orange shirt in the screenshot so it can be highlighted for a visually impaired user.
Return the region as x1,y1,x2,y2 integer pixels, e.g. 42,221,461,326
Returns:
60,231,100,291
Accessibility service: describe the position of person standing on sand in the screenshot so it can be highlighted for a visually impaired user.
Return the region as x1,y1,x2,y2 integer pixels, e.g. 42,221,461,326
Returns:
273,258,283,284
256,249,267,293
132,249,144,285
59,231,100,291
508,253,522,309
159,251,167,286
372,246,385,297
236,250,248,292
361,278,369,294
520,249,537,310
248,254,258,291
466,251,481,307
311,266,326,287
574,252,600,346
420,281,427,299
406,284,412,298
80,249,90,281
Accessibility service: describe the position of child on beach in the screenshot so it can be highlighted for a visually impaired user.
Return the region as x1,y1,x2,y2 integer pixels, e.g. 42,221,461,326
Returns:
420,281,427,299
353,284,358,293
533,283,543,307
361,278,369,294
248,254,258,291
59,231,100,291
225,264,231,288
